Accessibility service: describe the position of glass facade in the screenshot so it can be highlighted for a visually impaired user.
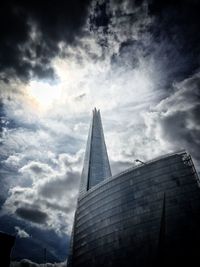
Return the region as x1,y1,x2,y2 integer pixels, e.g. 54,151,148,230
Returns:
68,152,200,267
67,111,200,267
79,109,111,196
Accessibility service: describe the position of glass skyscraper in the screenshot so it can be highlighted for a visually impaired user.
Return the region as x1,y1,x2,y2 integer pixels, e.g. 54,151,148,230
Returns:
67,109,200,267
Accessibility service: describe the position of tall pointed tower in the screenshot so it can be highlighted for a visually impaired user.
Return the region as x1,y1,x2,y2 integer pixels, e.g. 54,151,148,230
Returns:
67,110,200,267
79,108,111,196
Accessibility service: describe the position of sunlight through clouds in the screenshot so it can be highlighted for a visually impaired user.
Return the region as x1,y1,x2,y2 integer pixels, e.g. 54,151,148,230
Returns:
1,0,200,263
27,80,62,110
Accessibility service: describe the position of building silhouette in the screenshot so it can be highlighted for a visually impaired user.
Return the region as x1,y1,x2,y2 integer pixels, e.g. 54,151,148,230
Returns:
0,231,15,267
67,109,200,267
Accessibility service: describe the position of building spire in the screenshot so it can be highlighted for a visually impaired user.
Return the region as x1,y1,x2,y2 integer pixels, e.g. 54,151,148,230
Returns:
79,109,112,196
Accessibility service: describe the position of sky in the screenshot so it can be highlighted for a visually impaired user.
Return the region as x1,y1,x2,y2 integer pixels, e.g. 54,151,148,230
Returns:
0,0,200,266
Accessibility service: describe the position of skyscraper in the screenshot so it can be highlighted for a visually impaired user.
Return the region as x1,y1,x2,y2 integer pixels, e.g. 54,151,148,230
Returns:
79,108,111,195
67,109,200,267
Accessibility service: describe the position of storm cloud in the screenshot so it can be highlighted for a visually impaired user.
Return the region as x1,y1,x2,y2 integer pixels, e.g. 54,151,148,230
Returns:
0,0,199,83
15,207,48,224
0,0,92,81
145,72,200,170
0,0,200,264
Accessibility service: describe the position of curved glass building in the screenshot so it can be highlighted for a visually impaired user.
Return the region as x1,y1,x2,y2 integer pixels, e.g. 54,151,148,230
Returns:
67,109,200,267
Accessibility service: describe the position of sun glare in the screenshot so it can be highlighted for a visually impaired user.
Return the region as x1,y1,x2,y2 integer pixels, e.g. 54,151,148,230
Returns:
28,80,62,109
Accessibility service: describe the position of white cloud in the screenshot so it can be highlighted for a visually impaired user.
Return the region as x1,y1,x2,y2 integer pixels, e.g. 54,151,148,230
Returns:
15,226,30,238
1,0,200,247
143,72,200,170
19,161,54,178
3,154,23,168
10,259,67,267
3,149,81,235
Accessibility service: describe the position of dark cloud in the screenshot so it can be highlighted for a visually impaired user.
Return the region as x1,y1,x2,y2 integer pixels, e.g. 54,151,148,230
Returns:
0,214,68,263
98,0,200,89
1,0,200,264
89,0,111,31
28,165,48,175
0,0,92,82
148,72,200,170
39,171,79,199
15,207,48,224
111,40,145,69
148,0,200,83
1,0,199,84
20,161,53,175
161,109,200,159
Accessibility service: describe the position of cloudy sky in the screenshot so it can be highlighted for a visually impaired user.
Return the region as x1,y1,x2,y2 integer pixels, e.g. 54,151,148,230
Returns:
0,0,200,265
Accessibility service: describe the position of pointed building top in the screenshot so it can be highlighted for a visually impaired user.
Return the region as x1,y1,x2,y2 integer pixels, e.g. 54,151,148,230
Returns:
93,107,100,115
79,109,111,196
